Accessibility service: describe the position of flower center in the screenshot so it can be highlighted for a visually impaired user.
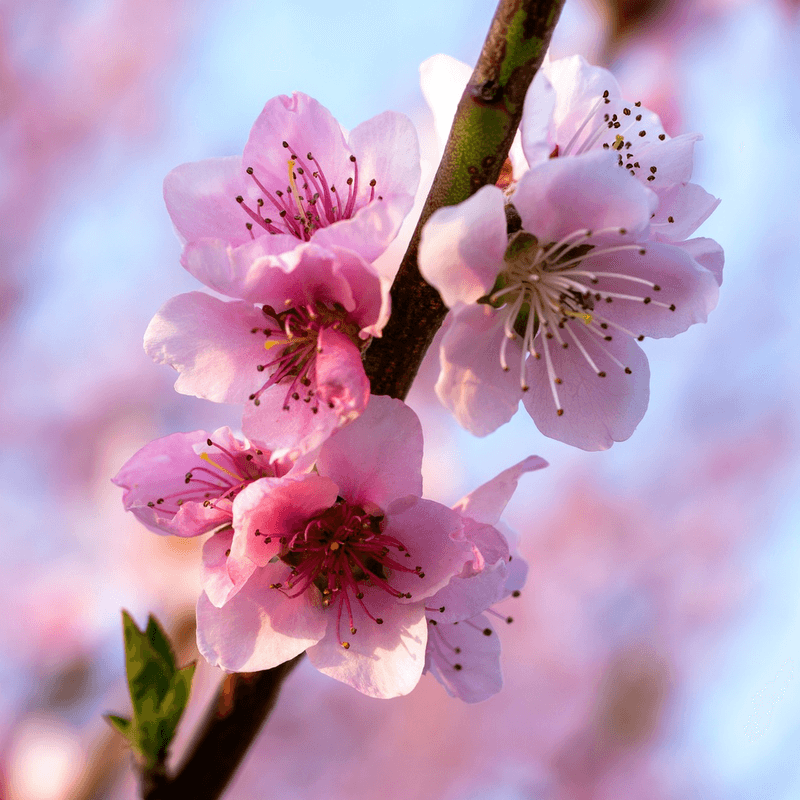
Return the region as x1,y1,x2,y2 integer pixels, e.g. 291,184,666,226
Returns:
486,221,675,416
145,437,275,520
267,498,424,649
235,141,382,241
247,301,365,413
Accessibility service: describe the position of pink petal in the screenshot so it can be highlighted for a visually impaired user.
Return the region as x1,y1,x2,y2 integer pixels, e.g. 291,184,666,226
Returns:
316,395,423,509
196,566,326,673
243,93,352,194
521,69,557,166
522,327,650,450
453,455,548,526
112,429,229,537
315,326,370,423
230,475,340,568
144,292,268,403
201,529,255,608
651,182,721,242
383,497,471,601
227,240,356,308
311,194,414,266
676,236,724,286
241,382,343,463
424,613,502,703
347,109,420,215
419,54,473,153
586,241,720,338
513,150,657,244
163,156,251,247
418,185,507,307
633,133,701,189
306,599,427,698
426,558,508,625
435,304,523,436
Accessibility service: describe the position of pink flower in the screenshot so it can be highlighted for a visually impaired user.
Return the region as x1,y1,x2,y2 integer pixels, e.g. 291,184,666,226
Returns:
144,243,388,460
112,426,292,538
112,427,313,606
196,398,538,699
424,457,545,702
419,150,721,450
164,92,420,283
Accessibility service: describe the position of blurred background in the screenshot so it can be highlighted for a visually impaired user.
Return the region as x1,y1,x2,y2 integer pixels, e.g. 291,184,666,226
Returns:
1,0,799,797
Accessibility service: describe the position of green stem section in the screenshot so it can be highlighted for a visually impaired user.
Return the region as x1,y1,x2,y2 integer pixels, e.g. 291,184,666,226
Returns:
138,1,565,797
365,0,566,399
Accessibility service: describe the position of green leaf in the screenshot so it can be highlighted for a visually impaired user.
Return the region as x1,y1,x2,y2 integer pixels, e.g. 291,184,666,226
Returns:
110,611,196,768
146,614,176,675
122,610,173,717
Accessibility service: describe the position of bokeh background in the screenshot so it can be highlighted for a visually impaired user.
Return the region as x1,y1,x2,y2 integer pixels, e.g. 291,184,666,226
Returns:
1,0,799,797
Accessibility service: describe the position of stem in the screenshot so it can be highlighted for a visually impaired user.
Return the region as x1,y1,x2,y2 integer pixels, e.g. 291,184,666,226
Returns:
365,0,566,399
138,1,565,797
142,656,303,800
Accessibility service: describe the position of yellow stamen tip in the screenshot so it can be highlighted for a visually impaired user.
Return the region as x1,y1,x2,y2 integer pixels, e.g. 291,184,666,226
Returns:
199,452,240,480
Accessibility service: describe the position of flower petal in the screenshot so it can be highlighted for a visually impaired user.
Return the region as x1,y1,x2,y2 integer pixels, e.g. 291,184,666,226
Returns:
675,236,724,286
383,497,470,600
452,455,548,525
201,529,255,608
514,150,657,244
650,182,721,242
230,474,340,568
144,292,268,403
163,156,251,246
316,395,423,509
419,54,473,154
418,185,507,307
347,109,420,214
244,93,352,193
424,613,502,703
241,382,343,463
435,304,523,437
522,326,650,450
196,567,326,673
587,240,720,338
112,429,230,537
521,68,557,166
315,326,370,423
305,599,427,699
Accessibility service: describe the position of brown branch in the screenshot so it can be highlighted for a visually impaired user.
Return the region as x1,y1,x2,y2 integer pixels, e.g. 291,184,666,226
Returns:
142,656,303,800
138,1,565,797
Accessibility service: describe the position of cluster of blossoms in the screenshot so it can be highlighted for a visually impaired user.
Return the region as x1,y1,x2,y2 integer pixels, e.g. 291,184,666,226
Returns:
115,54,721,699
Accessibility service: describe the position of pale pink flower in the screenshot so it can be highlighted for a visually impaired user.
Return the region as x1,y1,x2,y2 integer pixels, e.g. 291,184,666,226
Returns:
112,426,289,538
196,397,539,699
164,92,420,282
144,243,388,460
419,150,720,449
423,456,545,702
112,426,312,607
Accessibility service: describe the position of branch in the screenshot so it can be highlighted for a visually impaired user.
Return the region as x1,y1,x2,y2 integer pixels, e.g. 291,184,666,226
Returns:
142,656,302,800
365,0,566,399
138,1,565,797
